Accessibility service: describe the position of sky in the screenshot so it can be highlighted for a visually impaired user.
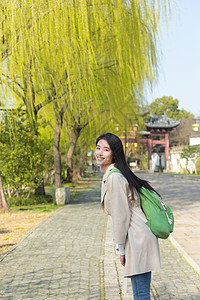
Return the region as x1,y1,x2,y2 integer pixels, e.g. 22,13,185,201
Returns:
146,0,200,117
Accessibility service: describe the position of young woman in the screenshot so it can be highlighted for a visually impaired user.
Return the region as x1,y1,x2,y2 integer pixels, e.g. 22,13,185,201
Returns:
95,133,161,300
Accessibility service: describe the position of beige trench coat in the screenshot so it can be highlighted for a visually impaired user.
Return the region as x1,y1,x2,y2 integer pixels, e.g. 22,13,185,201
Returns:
101,164,161,277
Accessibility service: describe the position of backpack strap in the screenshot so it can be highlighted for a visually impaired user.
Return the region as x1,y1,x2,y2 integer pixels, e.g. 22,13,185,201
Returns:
106,168,121,183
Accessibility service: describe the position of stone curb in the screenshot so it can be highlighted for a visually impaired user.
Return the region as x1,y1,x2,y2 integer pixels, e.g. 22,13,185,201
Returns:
0,184,96,263
135,171,200,182
169,235,200,277
0,205,64,263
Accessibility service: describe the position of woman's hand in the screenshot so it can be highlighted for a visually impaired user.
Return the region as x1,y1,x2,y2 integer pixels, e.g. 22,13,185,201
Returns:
120,255,126,267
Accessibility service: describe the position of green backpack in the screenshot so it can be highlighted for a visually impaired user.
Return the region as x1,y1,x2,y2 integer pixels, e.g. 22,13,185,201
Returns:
138,187,174,239
107,168,174,239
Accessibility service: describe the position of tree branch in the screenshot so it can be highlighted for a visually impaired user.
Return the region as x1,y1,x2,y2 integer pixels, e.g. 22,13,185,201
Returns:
39,114,55,133
1,73,25,91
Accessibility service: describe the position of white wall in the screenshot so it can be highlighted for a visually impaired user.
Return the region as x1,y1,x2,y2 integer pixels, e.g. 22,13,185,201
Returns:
150,148,197,174
169,149,197,174
151,153,165,171
190,137,200,146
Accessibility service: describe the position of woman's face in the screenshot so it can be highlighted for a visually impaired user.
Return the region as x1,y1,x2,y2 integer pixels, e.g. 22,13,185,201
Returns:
95,139,114,172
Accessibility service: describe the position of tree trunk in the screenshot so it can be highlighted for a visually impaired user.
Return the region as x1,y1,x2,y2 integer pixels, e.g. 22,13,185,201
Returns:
66,129,81,182
0,173,10,211
80,157,85,177
186,159,190,174
6,184,12,198
53,123,62,188
35,180,45,195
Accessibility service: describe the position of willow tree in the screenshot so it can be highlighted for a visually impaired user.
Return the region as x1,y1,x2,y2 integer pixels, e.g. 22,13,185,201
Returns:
0,0,172,186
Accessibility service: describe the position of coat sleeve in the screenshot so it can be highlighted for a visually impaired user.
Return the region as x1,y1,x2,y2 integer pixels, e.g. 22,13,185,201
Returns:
107,173,130,244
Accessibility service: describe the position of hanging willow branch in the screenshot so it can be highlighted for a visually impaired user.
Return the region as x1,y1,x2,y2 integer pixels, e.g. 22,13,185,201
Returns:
0,0,172,122
0,0,172,186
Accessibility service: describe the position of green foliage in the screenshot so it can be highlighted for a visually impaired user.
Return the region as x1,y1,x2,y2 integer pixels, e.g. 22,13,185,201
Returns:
1,0,172,126
11,204,57,213
146,96,193,120
181,145,199,160
195,157,200,174
8,194,53,207
181,145,200,173
0,114,51,197
0,0,172,183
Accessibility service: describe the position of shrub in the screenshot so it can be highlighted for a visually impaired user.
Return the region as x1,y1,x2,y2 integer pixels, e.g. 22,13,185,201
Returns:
195,157,200,174
0,117,52,198
8,194,53,207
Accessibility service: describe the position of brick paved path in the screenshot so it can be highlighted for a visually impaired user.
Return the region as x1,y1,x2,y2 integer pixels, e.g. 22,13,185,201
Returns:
0,176,200,299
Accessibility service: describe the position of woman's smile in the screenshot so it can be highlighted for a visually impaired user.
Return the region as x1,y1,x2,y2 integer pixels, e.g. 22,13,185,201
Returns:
96,156,104,161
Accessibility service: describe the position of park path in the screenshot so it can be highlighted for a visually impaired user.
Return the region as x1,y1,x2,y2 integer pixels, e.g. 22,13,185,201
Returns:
0,175,200,299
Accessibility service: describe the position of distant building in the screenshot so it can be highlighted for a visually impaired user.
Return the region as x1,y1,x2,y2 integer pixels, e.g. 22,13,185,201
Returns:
116,115,200,174
168,118,200,174
140,114,180,172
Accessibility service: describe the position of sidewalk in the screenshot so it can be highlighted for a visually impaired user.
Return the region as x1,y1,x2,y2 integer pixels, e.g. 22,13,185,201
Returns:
0,178,200,299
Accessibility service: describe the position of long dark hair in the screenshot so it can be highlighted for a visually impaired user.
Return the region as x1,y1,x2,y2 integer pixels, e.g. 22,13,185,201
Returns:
96,132,159,196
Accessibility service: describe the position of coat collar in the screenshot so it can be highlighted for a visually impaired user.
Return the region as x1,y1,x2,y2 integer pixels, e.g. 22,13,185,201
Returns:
102,163,116,182
101,163,116,204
